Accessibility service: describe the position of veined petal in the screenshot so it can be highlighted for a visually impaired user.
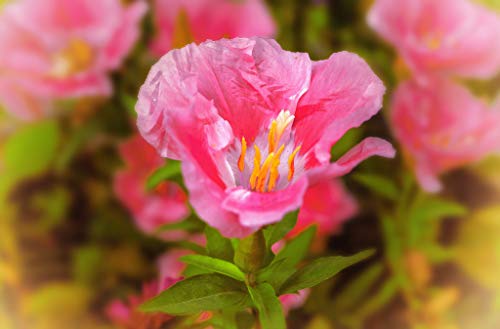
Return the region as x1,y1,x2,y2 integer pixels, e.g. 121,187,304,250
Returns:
222,176,309,228
307,137,396,185
294,52,386,166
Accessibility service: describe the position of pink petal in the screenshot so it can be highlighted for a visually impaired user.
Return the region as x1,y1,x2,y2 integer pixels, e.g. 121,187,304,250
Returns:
368,0,500,79
307,137,396,184
222,176,309,228
102,1,148,70
290,179,358,238
294,52,386,166
150,0,276,56
182,161,254,238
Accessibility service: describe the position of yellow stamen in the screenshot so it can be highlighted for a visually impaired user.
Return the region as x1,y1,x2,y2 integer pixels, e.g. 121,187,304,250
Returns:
268,120,277,153
256,153,275,192
249,145,262,190
268,145,285,192
287,146,301,181
238,137,247,172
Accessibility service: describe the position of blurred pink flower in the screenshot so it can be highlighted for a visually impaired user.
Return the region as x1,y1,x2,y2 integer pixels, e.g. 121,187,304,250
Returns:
106,250,185,329
368,0,500,80
391,79,500,192
114,135,190,238
0,0,147,120
279,289,310,315
289,179,358,239
136,37,395,238
150,0,275,56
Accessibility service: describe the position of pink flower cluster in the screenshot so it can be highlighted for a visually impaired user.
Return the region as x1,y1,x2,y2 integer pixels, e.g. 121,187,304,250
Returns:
136,37,394,237
0,0,147,120
114,135,190,239
151,0,276,56
369,0,500,192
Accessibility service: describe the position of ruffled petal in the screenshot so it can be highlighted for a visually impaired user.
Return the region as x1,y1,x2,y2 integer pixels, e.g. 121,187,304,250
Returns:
222,176,309,228
294,51,385,166
307,137,396,184
182,161,254,238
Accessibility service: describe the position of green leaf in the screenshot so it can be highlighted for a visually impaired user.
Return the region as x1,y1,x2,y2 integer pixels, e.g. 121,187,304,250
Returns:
257,258,296,292
263,210,299,247
180,255,245,281
331,262,384,312
248,283,286,329
4,120,60,181
206,226,234,261
409,197,467,224
141,274,250,315
156,215,205,233
279,249,375,294
408,196,467,246
146,160,182,190
353,173,399,201
273,225,316,267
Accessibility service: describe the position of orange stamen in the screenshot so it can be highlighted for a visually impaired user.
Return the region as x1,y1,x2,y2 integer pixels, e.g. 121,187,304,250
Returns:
268,120,277,153
256,153,275,192
287,146,301,181
268,145,285,192
238,137,247,172
249,145,262,190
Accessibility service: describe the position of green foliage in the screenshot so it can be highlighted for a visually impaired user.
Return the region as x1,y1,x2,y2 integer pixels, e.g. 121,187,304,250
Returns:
353,172,399,201
257,258,296,293
279,249,375,294
234,230,267,273
156,215,205,233
4,120,60,182
263,210,299,248
273,225,316,268
248,283,286,329
206,225,234,261
146,160,182,190
180,255,245,281
141,274,251,315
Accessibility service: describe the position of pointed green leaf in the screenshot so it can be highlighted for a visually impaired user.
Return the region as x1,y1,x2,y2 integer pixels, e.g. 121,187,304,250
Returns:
248,283,286,329
146,160,182,190
279,249,375,294
257,259,296,292
156,215,205,233
206,226,234,261
180,255,245,281
263,210,299,247
353,173,399,201
141,274,250,315
273,225,316,267
410,197,467,224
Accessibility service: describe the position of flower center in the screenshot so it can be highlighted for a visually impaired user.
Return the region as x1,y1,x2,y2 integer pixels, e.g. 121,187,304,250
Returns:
236,110,301,193
50,39,93,78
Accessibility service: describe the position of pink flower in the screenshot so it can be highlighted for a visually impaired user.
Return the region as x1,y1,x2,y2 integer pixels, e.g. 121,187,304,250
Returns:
106,250,185,329
150,0,275,56
0,0,147,120
106,281,172,329
289,179,358,239
136,37,395,238
279,289,310,315
114,135,190,238
368,0,500,80
391,79,500,192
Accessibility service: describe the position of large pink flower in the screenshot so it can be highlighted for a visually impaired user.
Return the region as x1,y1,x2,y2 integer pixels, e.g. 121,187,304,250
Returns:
136,37,395,238
391,79,500,192
0,0,147,120
150,0,275,56
114,135,190,238
290,179,358,239
368,0,500,80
